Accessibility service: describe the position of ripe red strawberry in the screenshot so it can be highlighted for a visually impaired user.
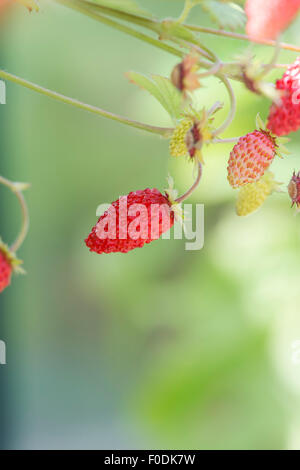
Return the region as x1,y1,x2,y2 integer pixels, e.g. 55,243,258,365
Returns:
227,129,278,188
288,171,300,207
0,249,12,293
267,57,300,137
246,0,300,40
85,188,175,254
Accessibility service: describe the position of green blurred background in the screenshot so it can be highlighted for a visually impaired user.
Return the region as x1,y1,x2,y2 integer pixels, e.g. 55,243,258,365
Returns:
1,0,300,450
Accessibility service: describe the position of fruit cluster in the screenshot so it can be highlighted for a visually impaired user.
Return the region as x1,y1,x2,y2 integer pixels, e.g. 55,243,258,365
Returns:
86,55,300,256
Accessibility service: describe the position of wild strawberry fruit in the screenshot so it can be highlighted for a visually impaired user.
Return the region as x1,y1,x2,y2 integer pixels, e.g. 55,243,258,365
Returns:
0,240,23,294
236,171,282,216
85,188,175,254
267,57,300,137
227,116,288,188
246,0,300,40
288,171,300,207
228,130,277,188
0,250,12,293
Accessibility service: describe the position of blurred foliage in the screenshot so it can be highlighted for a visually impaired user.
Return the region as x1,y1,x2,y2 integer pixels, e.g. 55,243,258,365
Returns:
1,0,300,450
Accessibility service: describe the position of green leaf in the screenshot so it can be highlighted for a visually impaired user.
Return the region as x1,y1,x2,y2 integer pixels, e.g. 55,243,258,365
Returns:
127,71,183,120
194,0,246,30
88,0,153,18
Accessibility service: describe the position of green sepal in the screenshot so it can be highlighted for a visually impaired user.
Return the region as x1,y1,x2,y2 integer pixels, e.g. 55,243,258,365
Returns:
256,113,290,158
0,239,25,274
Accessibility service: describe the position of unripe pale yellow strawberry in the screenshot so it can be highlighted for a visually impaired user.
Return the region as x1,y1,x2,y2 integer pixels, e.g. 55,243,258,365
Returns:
236,171,281,216
169,114,213,164
169,118,194,158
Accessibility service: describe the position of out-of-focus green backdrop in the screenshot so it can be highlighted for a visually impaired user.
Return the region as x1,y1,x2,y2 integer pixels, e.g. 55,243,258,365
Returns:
1,0,300,450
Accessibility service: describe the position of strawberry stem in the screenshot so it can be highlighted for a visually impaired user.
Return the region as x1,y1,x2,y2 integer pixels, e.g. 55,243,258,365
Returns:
0,175,30,253
213,76,236,136
175,161,202,204
213,137,241,144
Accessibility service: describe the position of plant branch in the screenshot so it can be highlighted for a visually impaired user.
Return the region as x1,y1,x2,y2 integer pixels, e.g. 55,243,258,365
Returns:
185,23,300,53
0,69,174,138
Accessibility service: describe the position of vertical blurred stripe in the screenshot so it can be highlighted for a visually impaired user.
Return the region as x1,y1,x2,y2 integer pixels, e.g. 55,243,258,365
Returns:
0,134,7,448
0,34,10,449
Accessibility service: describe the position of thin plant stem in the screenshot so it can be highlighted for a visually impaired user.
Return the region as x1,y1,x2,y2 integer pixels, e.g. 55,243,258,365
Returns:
257,39,281,80
0,175,29,253
0,69,174,138
175,161,202,203
213,137,241,144
185,23,300,53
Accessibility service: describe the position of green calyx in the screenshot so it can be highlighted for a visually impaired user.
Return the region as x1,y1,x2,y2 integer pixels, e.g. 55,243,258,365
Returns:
0,239,25,274
256,113,290,159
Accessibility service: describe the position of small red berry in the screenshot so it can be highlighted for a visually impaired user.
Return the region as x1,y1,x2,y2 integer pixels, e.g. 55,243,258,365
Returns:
246,0,300,40
288,171,300,207
227,129,277,188
85,188,175,254
267,57,300,137
0,249,12,294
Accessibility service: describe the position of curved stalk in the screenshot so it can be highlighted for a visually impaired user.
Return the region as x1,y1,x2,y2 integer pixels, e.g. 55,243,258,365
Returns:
198,58,222,79
213,75,236,136
175,161,202,204
178,0,193,23
0,70,174,138
0,176,29,253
